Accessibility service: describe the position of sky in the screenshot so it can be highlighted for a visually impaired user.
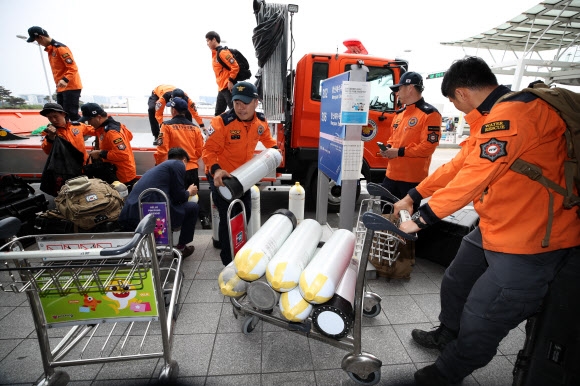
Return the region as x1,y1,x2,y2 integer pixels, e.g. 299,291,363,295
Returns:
1,0,542,113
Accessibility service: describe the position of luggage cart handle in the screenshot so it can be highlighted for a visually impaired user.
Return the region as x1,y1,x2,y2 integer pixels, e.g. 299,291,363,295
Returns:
366,182,399,203
101,214,156,256
362,212,418,241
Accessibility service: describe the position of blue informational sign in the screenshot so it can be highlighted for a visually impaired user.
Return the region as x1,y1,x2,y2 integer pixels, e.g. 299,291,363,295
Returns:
319,72,350,184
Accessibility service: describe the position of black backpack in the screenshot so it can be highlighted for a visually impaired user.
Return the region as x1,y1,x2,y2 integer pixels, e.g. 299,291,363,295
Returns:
216,46,252,82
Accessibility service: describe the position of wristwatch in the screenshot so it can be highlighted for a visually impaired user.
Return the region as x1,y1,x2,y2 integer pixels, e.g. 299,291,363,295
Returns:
411,212,428,229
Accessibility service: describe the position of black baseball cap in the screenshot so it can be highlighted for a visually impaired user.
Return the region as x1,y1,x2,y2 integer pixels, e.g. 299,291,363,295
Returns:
79,103,106,122
167,97,188,112
390,71,423,92
231,82,259,104
40,102,66,116
27,26,48,43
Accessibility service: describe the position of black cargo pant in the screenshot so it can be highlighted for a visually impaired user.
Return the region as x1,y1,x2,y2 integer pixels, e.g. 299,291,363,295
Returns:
148,93,195,139
214,88,233,116
207,174,251,265
57,89,81,122
435,227,571,382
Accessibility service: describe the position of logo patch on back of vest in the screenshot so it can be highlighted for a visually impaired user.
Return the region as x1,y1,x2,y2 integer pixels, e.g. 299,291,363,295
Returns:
480,138,508,162
481,120,510,134
85,194,98,203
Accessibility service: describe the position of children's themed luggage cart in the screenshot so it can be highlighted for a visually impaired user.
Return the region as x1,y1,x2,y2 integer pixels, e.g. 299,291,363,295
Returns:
138,188,185,319
0,214,180,386
228,209,409,386
354,183,416,278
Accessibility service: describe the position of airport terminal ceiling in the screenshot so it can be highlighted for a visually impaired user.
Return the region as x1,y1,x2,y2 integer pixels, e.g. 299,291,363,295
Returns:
440,0,580,88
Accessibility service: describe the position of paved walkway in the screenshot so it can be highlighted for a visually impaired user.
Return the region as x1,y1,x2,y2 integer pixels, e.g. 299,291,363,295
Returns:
0,224,524,385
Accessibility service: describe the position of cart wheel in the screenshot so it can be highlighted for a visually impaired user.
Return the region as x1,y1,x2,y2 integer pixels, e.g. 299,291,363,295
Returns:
363,303,381,318
347,370,381,385
158,359,179,383
37,370,70,386
242,316,258,334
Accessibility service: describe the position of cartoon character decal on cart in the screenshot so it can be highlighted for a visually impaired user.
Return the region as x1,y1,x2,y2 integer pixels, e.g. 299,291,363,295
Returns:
104,278,138,314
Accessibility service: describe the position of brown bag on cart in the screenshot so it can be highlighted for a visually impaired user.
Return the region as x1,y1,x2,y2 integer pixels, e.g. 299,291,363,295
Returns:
53,176,123,231
369,213,415,279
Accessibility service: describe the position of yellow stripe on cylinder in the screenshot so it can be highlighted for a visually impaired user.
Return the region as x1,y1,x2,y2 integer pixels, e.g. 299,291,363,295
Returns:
266,219,322,292
218,262,249,297
298,229,355,304
234,210,295,281
279,287,313,322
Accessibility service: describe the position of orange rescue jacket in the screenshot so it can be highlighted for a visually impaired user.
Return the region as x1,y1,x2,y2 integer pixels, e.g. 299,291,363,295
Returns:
152,85,204,127
154,115,204,171
45,40,82,91
94,117,137,183
202,110,276,175
212,47,240,91
42,121,92,164
416,86,580,254
386,98,441,182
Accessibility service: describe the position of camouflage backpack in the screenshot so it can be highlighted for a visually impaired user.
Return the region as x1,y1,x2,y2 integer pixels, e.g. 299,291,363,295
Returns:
54,176,124,230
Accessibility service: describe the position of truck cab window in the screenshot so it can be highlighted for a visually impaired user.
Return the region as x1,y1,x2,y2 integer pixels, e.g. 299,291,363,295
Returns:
311,62,329,101
366,67,395,112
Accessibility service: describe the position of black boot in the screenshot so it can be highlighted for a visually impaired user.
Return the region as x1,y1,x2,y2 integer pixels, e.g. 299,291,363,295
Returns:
412,324,458,351
414,364,450,386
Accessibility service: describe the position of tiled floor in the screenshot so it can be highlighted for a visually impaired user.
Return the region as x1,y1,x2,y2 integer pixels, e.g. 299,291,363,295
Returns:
0,227,525,386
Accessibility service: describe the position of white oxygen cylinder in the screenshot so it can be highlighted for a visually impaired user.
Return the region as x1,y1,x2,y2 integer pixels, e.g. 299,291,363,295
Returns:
234,209,296,281
288,182,305,224
247,185,261,238
218,148,282,201
311,256,359,339
210,192,220,247
299,229,356,304
279,286,313,322
218,262,249,297
266,219,322,292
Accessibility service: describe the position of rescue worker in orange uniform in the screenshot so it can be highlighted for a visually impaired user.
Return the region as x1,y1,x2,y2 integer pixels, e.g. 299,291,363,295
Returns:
26,27,82,121
205,31,240,116
392,57,580,386
380,71,441,212
202,82,277,265
79,103,137,190
154,97,210,229
147,85,204,145
39,103,94,196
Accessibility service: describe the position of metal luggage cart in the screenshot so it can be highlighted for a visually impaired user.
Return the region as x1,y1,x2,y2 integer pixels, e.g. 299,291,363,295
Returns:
0,214,180,386
228,209,409,386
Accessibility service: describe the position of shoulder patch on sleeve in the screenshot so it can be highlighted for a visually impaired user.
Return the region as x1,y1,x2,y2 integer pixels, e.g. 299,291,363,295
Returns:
479,138,508,162
481,120,510,134
207,125,215,136
427,132,439,144
428,126,440,131
113,138,123,144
